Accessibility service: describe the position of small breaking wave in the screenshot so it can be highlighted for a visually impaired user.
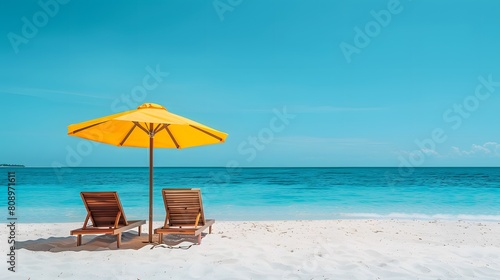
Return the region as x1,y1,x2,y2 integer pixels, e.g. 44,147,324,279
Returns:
340,212,500,222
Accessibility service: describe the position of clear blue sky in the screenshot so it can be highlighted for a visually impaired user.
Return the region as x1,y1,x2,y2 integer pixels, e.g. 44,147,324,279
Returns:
1,0,500,167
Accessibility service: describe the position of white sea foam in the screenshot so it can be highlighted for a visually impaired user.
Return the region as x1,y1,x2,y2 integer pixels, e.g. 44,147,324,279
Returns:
340,212,500,222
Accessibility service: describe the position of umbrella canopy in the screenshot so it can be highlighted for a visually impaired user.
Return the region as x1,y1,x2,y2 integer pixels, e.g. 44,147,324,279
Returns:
68,103,227,242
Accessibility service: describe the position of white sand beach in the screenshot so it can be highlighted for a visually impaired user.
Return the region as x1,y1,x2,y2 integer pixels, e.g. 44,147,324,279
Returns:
2,220,500,279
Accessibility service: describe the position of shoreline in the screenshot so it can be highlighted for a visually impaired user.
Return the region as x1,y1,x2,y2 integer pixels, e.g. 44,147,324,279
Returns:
3,219,500,279
15,211,500,224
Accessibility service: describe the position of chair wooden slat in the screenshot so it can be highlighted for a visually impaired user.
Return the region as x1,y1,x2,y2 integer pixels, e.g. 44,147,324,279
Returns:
70,191,145,248
154,188,215,245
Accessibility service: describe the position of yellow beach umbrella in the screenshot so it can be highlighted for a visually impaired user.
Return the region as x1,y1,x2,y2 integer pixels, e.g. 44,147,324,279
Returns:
68,103,227,243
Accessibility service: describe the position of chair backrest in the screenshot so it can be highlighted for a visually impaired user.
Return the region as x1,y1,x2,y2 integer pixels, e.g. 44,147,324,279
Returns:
162,188,206,227
81,192,128,227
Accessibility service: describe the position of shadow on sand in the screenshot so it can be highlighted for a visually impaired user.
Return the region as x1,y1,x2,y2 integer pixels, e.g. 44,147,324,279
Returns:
16,231,206,252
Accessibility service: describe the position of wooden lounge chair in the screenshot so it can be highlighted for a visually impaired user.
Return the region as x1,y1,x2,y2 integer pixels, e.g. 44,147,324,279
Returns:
70,192,146,248
154,188,215,245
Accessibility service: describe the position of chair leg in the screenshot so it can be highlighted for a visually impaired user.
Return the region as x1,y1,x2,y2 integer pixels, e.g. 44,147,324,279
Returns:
197,234,202,245
138,225,142,236
158,233,163,244
117,233,121,248
209,225,212,234
77,235,82,246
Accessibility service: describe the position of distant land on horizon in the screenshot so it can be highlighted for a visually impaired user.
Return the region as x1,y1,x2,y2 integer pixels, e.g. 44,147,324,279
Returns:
0,164,25,167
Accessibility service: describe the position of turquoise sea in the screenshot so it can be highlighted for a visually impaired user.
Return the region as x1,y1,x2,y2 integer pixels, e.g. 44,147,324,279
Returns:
3,167,500,223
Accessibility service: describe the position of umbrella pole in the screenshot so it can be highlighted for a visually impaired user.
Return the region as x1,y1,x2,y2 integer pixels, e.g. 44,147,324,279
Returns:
149,128,154,243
